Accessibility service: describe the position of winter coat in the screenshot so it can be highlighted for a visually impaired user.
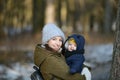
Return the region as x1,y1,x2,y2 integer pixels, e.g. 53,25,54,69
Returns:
34,44,86,80
64,34,85,74
65,51,85,74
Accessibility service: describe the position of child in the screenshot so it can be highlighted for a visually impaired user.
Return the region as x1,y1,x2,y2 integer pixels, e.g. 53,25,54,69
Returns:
63,34,91,80
33,23,89,80
63,34,85,74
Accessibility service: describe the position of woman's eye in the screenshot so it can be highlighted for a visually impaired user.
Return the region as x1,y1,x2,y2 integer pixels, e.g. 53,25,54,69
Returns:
59,39,62,42
52,38,56,40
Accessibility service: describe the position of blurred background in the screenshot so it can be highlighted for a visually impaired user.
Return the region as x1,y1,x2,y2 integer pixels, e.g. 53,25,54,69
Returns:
0,0,118,80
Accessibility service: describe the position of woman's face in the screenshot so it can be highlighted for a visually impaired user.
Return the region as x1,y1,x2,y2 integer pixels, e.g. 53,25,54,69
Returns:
47,36,63,52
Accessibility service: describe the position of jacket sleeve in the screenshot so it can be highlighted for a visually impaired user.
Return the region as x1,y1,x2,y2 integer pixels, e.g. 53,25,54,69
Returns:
40,55,86,80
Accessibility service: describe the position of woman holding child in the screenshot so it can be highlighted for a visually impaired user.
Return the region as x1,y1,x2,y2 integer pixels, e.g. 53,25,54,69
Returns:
33,23,91,80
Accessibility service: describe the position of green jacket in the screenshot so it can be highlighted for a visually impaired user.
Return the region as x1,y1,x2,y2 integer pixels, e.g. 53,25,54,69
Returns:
34,44,86,80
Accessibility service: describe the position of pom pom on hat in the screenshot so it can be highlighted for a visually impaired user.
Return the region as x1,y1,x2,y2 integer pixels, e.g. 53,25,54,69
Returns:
42,23,65,45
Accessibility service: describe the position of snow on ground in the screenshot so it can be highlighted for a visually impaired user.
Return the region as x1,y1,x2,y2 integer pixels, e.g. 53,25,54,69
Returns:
85,43,113,80
85,43,113,64
0,63,34,80
0,43,113,80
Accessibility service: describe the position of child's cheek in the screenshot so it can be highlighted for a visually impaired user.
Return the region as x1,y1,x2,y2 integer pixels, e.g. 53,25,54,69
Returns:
74,47,77,50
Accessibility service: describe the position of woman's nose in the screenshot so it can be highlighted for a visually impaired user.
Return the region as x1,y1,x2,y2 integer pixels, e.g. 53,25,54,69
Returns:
56,42,60,46
56,41,61,46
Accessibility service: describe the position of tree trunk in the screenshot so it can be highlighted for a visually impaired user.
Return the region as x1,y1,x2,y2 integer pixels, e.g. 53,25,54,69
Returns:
0,0,5,38
32,0,46,33
73,0,80,33
104,0,113,34
109,0,120,80
56,0,62,27
65,0,70,27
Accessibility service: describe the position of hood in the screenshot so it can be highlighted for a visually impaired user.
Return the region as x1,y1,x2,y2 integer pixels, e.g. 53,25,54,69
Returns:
34,44,53,67
34,44,62,67
67,34,85,51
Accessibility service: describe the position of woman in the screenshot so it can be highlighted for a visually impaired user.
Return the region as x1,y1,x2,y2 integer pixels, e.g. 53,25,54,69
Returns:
34,23,90,80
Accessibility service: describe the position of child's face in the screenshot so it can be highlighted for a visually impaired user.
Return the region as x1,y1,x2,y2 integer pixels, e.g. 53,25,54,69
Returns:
47,36,63,52
67,43,77,51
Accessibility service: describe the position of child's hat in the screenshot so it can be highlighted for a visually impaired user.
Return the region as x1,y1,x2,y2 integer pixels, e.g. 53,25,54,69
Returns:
68,38,76,45
68,34,85,50
42,23,65,45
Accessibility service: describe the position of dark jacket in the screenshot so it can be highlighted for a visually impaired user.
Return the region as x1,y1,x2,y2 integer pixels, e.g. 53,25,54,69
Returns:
34,44,86,80
64,34,85,74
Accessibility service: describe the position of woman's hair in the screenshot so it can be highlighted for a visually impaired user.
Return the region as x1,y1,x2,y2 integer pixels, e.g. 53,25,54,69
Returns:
42,23,65,45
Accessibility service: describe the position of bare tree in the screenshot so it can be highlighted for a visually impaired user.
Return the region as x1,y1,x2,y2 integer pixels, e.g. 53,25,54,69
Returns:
32,0,46,33
109,0,120,80
55,0,62,27
0,0,6,38
104,0,113,34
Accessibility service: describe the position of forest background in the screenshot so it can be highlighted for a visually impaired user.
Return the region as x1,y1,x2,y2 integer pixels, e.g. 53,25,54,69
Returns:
0,0,119,80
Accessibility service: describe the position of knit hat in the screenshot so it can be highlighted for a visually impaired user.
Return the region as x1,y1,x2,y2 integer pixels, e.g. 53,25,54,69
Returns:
42,23,65,45
68,38,76,45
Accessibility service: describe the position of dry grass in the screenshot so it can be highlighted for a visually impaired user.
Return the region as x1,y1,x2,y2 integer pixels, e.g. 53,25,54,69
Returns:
85,32,114,44
0,51,33,66
0,32,114,65
0,32,114,49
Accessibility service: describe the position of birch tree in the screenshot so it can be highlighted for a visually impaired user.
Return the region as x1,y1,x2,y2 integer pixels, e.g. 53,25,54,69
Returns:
109,0,120,80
